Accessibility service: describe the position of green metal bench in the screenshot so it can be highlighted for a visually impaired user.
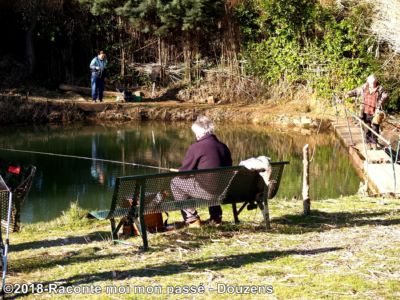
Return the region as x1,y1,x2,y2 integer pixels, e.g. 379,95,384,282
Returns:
89,162,288,250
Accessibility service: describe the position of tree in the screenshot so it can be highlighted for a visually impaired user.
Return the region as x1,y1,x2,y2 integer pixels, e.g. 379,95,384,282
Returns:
9,0,64,75
370,0,400,53
82,0,224,79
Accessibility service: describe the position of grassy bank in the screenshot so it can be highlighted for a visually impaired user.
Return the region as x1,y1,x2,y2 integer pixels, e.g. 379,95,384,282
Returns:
7,197,400,299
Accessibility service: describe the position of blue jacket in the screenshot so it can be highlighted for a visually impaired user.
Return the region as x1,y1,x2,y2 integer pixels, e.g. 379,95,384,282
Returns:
89,56,107,78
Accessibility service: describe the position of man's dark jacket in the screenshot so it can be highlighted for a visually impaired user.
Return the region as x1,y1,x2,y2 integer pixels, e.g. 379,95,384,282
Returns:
179,134,232,172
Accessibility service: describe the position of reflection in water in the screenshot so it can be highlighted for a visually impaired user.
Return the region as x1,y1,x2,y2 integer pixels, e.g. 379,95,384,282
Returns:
0,123,360,223
90,135,106,185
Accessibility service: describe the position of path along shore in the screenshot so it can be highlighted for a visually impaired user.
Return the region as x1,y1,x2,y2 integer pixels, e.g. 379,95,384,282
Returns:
0,93,330,130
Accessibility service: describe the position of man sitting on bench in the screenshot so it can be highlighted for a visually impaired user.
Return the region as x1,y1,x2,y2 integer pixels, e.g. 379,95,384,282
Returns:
171,115,232,227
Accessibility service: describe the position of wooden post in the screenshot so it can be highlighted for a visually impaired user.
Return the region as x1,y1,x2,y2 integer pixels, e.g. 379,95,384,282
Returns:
302,144,311,215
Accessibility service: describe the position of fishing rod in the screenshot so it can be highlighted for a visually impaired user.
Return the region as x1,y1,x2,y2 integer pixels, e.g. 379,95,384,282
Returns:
338,95,400,129
0,148,179,172
337,96,383,110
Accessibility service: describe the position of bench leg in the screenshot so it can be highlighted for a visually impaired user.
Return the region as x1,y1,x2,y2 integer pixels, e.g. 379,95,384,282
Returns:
138,214,148,251
110,218,118,240
138,182,149,251
261,186,271,230
232,203,240,224
261,200,271,229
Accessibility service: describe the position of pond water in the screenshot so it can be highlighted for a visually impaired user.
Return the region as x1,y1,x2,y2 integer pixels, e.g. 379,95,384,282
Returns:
0,122,360,223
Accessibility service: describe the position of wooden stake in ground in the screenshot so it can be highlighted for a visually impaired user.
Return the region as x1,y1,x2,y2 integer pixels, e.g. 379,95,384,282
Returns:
303,144,311,215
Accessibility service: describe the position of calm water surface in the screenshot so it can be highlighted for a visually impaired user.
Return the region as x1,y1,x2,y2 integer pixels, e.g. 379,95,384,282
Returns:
0,122,359,223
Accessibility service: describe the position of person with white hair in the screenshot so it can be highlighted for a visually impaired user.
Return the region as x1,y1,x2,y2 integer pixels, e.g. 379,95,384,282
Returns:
170,115,232,227
346,74,389,149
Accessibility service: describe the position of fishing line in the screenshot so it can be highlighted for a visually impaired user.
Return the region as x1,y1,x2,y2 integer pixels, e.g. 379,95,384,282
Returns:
309,111,325,162
309,98,331,162
0,148,178,172
310,92,353,162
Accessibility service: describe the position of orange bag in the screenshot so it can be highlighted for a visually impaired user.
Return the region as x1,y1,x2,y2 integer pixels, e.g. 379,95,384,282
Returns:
144,213,164,233
130,213,163,234
122,191,167,235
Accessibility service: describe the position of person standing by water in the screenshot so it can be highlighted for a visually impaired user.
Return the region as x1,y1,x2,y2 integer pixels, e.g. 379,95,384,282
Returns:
346,74,389,149
89,51,107,102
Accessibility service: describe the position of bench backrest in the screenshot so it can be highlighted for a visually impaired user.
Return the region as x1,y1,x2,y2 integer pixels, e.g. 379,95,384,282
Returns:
106,162,288,219
223,162,286,204
0,187,9,227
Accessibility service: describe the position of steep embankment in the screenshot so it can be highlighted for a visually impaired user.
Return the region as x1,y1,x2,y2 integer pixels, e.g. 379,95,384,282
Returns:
0,93,332,129
0,94,85,124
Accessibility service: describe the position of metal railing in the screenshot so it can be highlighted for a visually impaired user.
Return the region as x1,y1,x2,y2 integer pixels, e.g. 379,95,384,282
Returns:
335,96,398,194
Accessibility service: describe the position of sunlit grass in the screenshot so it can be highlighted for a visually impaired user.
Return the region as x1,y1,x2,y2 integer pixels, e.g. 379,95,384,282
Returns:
6,196,400,299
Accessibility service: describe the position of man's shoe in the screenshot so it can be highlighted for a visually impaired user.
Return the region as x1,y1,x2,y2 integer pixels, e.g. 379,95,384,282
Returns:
164,224,178,232
164,221,186,231
204,218,222,226
164,219,202,231
186,219,202,228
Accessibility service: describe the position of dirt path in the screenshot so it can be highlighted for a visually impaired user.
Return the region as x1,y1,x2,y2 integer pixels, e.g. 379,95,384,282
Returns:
0,92,335,128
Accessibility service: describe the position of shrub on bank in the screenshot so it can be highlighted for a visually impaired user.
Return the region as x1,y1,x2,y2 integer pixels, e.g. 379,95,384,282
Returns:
22,201,91,233
235,0,399,110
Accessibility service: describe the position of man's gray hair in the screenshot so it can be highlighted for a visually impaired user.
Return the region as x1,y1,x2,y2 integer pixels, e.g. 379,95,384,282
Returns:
367,74,377,85
191,115,214,139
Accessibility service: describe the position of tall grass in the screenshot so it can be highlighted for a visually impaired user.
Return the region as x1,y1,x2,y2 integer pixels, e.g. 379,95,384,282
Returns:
22,201,91,233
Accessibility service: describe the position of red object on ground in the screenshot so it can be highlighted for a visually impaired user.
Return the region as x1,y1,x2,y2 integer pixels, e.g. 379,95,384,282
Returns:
8,165,21,174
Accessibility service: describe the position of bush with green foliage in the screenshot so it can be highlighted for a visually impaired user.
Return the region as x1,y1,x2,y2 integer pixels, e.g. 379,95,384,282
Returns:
235,0,384,103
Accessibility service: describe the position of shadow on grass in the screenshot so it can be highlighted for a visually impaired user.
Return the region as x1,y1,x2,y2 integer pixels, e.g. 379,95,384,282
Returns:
8,246,341,299
109,211,383,250
10,251,121,273
271,210,400,234
11,209,397,254
10,231,111,252
154,223,255,250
